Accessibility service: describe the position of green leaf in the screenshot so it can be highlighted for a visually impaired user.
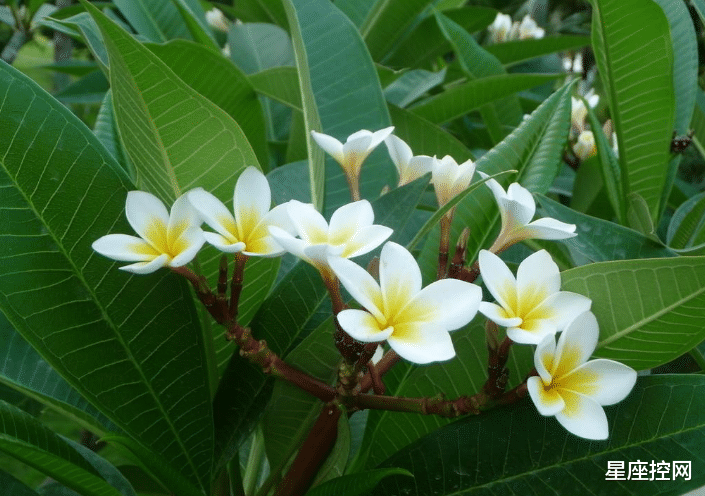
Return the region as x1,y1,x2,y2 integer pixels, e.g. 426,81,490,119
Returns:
54,70,108,104
0,469,41,496
383,68,446,108
537,195,676,262
562,257,705,370
0,401,123,496
590,0,675,222
385,7,497,69
146,39,269,172
416,82,572,283
485,36,591,67
307,468,412,496
170,0,218,51
335,0,375,27
668,191,705,249
39,60,99,77
0,313,116,436
371,376,705,496
435,11,522,143
225,0,287,27
249,67,302,111
93,90,134,179
626,192,656,237
227,22,293,75
113,0,190,42
0,59,213,491
50,13,108,73
103,436,204,496
361,0,433,61
389,105,474,163
651,0,697,136
64,440,137,496
409,73,561,125
585,99,624,223
85,2,278,380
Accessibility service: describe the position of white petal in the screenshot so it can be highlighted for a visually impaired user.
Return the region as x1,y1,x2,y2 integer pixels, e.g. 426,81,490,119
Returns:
554,391,609,440
187,188,237,240
119,254,170,274
204,232,246,253
527,376,565,416
516,250,560,301
478,302,523,328
286,200,329,245
387,324,455,364
403,156,434,183
125,191,169,243
534,291,592,331
169,193,201,235
478,250,517,312
260,202,297,235
311,131,345,163
342,133,373,161
327,255,385,322
506,183,536,225
336,309,392,342
268,225,308,260
483,176,508,204
455,158,476,187
169,227,205,267
328,200,374,244
534,333,557,383
553,311,600,375
343,225,394,259
523,218,577,240
304,244,341,269
234,167,271,238
346,129,373,142
369,126,394,148
379,242,422,316
567,359,636,405
385,134,413,172
92,234,158,262
506,320,557,345
406,279,482,330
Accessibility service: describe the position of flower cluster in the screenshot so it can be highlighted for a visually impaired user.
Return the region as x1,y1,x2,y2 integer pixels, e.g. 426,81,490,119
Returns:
488,13,545,44
92,127,635,441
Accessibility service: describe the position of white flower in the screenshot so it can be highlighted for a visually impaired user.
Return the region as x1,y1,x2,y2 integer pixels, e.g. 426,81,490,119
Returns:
431,155,476,209
480,174,576,253
478,250,591,345
518,14,545,39
186,167,294,257
562,52,583,73
311,127,394,199
384,135,433,186
573,130,597,161
329,242,482,364
527,311,637,440
92,191,204,274
571,90,598,135
268,199,393,273
488,13,513,43
205,8,229,32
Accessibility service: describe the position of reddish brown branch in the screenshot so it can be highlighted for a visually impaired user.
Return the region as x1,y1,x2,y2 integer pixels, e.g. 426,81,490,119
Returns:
229,253,248,320
274,404,341,496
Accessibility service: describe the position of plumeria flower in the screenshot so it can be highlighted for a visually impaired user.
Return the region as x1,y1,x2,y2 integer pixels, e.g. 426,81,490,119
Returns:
384,135,433,186
517,14,545,40
573,130,597,161
571,90,598,135
268,199,393,275
479,174,576,253
431,155,476,210
527,311,637,440
92,191,205,274
205,7,229,32
187,167,295,257
478,250,591,345
311,127,394,200
488,13,512,43
329,242,482,364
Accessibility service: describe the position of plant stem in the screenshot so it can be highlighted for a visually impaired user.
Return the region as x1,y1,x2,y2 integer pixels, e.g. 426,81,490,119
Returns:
436,214,452,279
273,404,341,496
229,253,248,320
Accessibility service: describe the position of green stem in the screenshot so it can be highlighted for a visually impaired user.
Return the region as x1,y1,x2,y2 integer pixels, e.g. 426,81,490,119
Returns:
228,457,246,496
